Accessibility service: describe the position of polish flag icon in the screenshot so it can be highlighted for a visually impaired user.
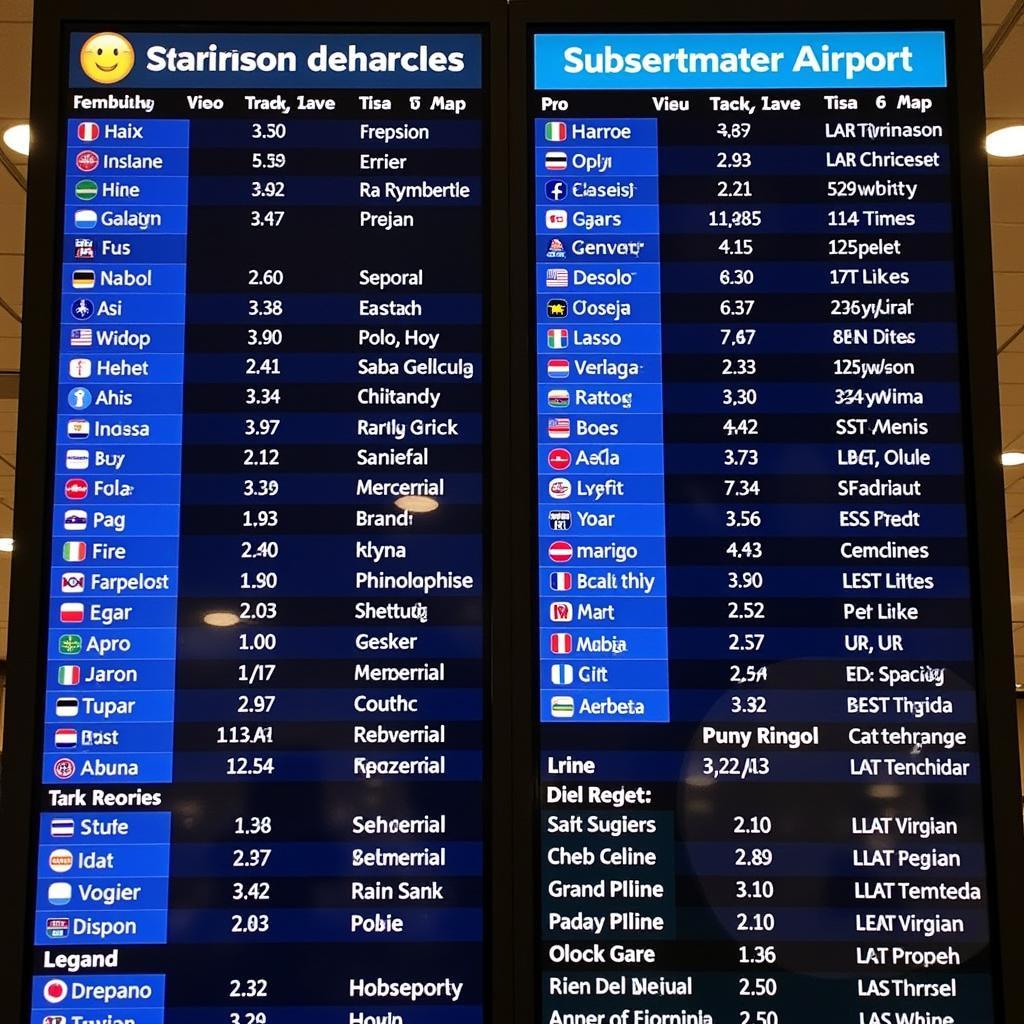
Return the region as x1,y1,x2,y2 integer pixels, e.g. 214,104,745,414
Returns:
547,448,572,471
59,603,85,624
77,122,100,142
550,632,573,654
548,541,573,563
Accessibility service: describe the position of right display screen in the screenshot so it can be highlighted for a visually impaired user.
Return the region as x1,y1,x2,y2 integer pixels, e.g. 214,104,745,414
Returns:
530,27,1002,1023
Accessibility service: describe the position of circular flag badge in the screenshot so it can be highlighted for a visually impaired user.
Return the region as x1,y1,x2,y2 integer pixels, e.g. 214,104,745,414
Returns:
548,541,573,563
75,150,99,172
48,849,74,874
548,477,571,500
43,979,69,1003
52,758,76,781
547,448,572,472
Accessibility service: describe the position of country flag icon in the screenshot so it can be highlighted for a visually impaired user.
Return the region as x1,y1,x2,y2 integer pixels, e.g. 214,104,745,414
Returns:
64,510,88,531
55,728,78,748
549,510,571,531
43,977,69,1002
545,121,567,142
70,297,94,320
549,601,573,622
74,238,94,260
546,267,568,289
548,540,573,563
67,419,91,437
547,328,568,349
75,150,99,172
50,819,76,838
548,448,572,471
70,328,93,347
58,635,82,656
63,541,87,561
57,665,81,687
548,477,571,500
61,573,85,594
73,209,97,230
74,180,98,201
550,632,573,654
546,238,565,259
550,571,573,591
65,449,89,470
52,758,76,781
77,121,100,142
550,695,575,718
551,664,573,686
48,848,74,872
69,358,92,379
545,151,567,171
71,270,95,290
43,1016,67,1024
48,882,72,906
67,387,92,410
546,299,568,318
45,917,70,939
65,479,89,500
545,209,567,230
548,417,570,440
55,697,79,718
60,602,85,624
547,389,569,408
547,358,570,378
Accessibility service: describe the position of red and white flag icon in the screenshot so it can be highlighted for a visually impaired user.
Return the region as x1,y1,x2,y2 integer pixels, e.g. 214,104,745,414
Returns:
75,150,99,172
547,448,572,471
549,601,573,622
550,633,573,654
43,978,69,1003
77,122,100,142
545,151,568,171
65,479,88,501
548,418,570,440
59,603,84,624
548,541,573,563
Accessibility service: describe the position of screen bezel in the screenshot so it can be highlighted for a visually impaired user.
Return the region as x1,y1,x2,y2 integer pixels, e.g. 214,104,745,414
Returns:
508,3,1024,1022
0,5,511,1023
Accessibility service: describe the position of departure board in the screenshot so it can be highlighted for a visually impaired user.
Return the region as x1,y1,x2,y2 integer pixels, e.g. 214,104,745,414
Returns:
530,27,1006,1024
23,25,489,1024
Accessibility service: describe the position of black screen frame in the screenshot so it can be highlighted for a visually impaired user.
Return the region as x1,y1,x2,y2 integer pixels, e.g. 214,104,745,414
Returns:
507,2,1024,1022
0,4,511,1023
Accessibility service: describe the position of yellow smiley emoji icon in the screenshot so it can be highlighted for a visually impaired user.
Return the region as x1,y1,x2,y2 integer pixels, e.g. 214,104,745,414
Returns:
80,32,135,85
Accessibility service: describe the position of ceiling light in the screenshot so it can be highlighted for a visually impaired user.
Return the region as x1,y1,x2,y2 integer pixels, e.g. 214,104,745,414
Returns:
2,123,29,156
395,495,439,513
986,125,1024,158
1001,452,1024,466
203,610,239,627
0,538,13,552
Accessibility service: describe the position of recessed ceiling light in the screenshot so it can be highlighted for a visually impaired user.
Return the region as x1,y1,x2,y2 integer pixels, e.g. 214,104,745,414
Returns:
0,537,14,552
986,125,1024,158
1001,452,1024,466
395,495,439,513
2,123,29,156
203,610,239,627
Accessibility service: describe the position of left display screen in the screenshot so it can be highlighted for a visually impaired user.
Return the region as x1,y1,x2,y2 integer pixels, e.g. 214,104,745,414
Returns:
29,26,488,1024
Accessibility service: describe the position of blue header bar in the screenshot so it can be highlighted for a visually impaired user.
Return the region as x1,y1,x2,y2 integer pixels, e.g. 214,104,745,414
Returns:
534,31,947,90
69,32,482,88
